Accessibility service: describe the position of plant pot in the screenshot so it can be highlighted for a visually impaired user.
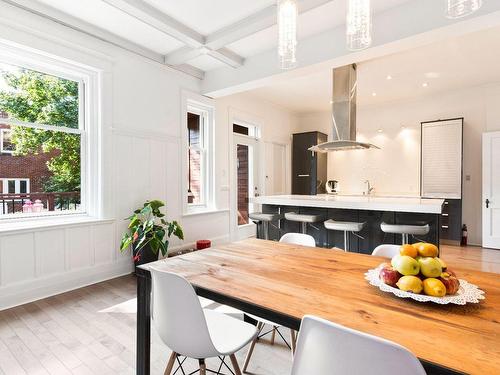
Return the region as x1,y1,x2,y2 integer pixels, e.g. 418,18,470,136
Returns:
133,243,159,272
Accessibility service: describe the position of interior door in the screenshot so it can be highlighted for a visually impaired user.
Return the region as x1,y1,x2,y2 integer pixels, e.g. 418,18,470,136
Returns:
265,141,287,195
234,134,260,239
482,131,500,249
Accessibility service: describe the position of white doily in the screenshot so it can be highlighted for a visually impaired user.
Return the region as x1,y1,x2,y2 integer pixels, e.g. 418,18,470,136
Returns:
365,264,485,305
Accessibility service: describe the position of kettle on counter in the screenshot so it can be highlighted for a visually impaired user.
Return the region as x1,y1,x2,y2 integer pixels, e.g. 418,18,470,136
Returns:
326,180,338,194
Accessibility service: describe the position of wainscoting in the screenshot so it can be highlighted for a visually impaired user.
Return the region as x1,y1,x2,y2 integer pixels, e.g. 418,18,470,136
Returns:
0,220,132,310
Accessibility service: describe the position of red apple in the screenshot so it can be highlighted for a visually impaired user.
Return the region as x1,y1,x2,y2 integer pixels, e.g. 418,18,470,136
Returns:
379,264,402,287
439,272,460,295
445,268,457,277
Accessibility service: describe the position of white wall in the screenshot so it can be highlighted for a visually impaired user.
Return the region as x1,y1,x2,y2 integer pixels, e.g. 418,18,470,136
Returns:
295,84,500,245
215,92,297,239
0,2,299,309
0,2,205,309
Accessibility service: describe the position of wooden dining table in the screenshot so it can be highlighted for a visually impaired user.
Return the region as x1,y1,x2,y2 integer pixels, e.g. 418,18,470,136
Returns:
135,239,500,375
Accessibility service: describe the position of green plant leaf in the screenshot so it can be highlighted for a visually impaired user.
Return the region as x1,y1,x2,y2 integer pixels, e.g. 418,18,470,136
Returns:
120,235,133,251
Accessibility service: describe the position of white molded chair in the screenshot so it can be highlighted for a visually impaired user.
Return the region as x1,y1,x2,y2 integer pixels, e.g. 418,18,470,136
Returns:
279,232,316,247
372,244,400,258
150,267,258,375
291,315,426,375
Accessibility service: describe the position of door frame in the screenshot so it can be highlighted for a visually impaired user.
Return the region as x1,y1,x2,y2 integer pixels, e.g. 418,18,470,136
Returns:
228,107,264,241
482,131,500,249
264,140,291,196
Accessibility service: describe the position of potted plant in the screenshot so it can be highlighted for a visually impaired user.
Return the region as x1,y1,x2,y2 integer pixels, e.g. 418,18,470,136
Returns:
120,200,184,269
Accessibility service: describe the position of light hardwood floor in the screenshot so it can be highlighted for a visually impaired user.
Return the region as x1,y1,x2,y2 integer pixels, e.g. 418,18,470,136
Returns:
0,244,497,375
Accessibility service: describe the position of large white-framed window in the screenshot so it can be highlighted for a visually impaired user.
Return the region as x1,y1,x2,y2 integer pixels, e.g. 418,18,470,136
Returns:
0,41,102,220
181,91,215,215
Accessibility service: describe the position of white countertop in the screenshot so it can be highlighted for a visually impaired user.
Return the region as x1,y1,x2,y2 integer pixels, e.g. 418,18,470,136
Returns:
252,194,444,214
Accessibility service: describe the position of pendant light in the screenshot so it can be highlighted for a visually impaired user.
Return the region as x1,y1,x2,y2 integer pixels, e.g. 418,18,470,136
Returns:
346,0,372,51
445,0,482,19
277,0,298,69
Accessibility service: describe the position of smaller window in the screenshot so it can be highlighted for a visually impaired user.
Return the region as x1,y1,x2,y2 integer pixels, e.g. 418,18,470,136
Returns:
233,124,249,136
182,92,215,214
187,111,205,205
2,178,30,194
233,122,260,138
8,180,15,194
19,180,27,194
0,129,14,153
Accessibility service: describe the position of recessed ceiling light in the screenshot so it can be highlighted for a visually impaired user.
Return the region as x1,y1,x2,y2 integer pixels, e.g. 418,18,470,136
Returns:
372,92,377,96
422,82,428,87
330,100,333,104
386,75,392,80
377,128,383,133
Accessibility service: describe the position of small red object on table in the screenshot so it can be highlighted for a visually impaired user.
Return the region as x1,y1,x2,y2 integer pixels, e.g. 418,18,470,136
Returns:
196,240,211,250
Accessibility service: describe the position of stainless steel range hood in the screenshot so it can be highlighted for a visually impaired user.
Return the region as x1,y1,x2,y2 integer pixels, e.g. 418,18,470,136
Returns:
309,64,379,152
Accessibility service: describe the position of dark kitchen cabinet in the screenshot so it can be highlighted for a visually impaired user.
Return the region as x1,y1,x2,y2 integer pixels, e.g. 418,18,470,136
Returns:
292,131,328,195
440,199,462,244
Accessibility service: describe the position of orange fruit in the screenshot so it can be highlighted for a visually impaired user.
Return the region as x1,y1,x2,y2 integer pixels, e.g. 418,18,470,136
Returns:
411,242,424,250
416,243,439,257
399,244,418,258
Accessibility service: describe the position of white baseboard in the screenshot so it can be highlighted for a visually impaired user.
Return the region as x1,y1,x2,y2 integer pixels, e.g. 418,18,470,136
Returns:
0,259,133,310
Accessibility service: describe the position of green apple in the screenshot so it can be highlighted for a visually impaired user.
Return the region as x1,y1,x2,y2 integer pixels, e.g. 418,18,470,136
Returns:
393,255,420,276
418,257,443,278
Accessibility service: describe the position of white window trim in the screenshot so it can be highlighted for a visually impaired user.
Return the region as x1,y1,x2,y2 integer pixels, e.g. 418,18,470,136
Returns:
0,40,103,222
2,178,30,194
181,90,215,215
0,129,14,154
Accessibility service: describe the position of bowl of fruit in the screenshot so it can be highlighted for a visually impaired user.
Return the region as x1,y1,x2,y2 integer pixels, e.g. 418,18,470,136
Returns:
365,243,485,305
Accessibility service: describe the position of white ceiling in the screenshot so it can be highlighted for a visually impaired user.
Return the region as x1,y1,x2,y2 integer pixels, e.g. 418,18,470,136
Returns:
30,0,412,74
245,26,500,113
144,0,275,35
228,0,410,58
36,0,184,54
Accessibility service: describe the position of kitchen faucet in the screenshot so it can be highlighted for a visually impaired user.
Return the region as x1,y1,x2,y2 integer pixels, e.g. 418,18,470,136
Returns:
364,180,374,195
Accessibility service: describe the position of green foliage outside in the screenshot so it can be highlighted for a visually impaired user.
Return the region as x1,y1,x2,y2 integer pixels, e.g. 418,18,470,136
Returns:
0,68,80,193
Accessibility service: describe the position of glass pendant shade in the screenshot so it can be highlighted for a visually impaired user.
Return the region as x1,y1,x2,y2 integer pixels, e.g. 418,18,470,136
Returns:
346,0,372,51
277,0,298,69
445,0,482,19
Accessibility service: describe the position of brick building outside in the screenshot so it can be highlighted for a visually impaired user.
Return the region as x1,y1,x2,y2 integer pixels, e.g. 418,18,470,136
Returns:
0,122,54,195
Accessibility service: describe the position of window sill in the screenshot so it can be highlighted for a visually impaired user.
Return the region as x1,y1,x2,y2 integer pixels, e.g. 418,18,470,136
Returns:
0,214,115,235
182,208,229,217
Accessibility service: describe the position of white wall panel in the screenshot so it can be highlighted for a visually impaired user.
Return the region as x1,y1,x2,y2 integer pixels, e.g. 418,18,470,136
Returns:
93,223,115,265
0,233,35,285
67,226,92,270
35,230,65,277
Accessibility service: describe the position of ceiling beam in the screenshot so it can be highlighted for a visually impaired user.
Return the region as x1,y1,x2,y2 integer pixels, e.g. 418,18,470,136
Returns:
103,0,244,68
102,0,204,47
2,0,205,79
205,0,333,50
164,0,332,67
207,48,244,68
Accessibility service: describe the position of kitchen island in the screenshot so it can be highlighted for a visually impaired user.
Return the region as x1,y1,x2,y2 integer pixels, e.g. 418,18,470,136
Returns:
252,194,444,253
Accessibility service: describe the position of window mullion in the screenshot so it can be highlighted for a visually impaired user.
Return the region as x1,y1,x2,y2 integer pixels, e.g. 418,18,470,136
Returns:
2,118,82,135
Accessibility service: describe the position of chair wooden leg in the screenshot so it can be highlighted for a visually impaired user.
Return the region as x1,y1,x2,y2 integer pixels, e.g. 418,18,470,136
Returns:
290,329,297,358
164,351,177,375
229,354,242,375
270,326,276,345
199,359,206,375
243,322,263,372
